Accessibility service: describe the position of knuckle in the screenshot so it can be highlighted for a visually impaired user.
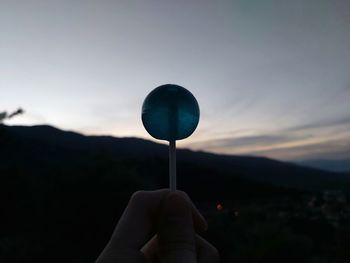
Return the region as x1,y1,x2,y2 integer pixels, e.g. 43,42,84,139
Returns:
166,192,190,206
177,190,190,199
130,190,147,203
210,246,220,263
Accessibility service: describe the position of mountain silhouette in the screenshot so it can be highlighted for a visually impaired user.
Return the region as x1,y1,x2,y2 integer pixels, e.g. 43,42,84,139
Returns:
1,124,349,194
294,159,350,173
1,124,350,263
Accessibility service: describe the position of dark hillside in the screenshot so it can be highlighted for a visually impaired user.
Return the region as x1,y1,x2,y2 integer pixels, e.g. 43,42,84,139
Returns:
1,124,349,262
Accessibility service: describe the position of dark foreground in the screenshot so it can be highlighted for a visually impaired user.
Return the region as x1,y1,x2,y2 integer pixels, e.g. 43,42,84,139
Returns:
1,125,349,262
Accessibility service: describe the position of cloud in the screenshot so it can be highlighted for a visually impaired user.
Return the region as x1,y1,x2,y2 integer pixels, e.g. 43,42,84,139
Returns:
188,132,350,160
187,116,350,160
287,116,350,132
198,133,309,150
250,139,350,161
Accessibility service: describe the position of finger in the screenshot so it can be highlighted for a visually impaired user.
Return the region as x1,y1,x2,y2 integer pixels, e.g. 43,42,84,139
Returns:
177,191,208,233
96,189,170,263
157,192,197,263
196,235,220,263
109,189,170,250
142,235,219,263
97,189,207,263
141,235,159,263
107,189,206,250
96,248,147,263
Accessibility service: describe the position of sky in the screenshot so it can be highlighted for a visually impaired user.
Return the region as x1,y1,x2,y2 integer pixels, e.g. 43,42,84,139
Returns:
1,0,350,161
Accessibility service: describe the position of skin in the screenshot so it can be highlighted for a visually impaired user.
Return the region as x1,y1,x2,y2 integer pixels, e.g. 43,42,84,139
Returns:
95,189,219,263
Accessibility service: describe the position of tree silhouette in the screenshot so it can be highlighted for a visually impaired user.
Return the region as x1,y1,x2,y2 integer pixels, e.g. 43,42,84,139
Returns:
0,108,24,123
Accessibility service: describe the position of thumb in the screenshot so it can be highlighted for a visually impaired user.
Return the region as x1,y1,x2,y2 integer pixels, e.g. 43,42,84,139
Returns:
157,192,197,263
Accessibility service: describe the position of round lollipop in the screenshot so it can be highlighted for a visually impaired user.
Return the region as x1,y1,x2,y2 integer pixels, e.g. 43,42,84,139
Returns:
142,84,200,191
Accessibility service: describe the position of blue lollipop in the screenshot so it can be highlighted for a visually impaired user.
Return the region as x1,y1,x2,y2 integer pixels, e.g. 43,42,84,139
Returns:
142,84,200,191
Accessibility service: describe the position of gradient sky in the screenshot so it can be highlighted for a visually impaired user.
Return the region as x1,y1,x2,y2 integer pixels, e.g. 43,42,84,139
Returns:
1,0,350,160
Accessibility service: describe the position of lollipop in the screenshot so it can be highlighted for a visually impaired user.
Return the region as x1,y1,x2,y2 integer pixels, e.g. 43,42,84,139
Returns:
142,84,200,191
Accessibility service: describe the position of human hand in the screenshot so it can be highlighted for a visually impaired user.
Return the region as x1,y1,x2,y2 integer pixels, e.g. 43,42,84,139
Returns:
95,189,219,263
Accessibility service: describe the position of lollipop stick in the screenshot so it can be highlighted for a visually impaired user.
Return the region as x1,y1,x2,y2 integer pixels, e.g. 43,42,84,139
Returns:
169,139,176,191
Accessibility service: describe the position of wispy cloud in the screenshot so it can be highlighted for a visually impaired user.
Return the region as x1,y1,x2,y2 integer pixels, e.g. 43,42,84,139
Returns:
287,116,350,132
193,133,309,150
249,139,350,161
186,116,350,160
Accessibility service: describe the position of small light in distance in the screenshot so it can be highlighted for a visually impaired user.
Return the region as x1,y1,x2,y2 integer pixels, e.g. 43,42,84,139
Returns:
216,203,223,211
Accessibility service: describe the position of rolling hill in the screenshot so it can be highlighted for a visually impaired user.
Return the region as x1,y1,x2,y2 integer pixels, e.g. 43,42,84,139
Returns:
1,124,349,194
1,124,350,262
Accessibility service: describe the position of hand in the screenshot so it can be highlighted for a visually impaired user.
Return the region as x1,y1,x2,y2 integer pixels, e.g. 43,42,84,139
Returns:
95,189,219,263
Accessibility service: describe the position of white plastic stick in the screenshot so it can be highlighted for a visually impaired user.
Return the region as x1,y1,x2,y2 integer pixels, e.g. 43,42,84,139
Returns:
169,140,176,191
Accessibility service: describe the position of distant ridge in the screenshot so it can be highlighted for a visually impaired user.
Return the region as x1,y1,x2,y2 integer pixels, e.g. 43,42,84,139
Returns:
294,159,350,173
4,124,167,157
1,124,350,193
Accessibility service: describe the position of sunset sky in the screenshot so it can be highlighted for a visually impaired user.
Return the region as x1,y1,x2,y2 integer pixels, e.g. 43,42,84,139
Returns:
1,0,350,161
